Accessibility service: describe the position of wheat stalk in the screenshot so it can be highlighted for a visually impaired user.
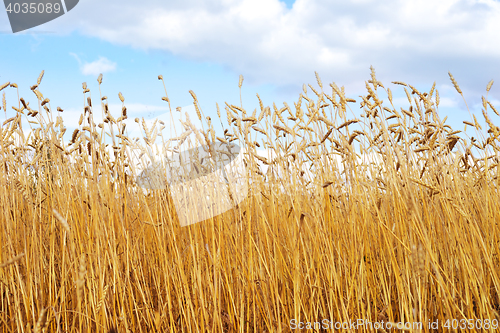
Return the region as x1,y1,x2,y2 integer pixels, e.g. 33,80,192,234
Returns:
33,308,48,333
0,253,25,268
52,209,70,233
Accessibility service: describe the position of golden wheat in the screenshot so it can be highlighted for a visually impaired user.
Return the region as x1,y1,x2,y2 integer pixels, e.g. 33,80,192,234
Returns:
0,69,498,332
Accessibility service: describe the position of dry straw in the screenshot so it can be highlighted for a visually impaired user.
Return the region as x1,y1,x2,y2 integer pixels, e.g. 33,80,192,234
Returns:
52,209,70,233
0,253,25,268
0,68,498,331
33,308,48,333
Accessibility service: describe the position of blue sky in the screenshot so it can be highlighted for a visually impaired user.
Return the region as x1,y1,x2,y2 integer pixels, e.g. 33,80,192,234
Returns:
1,0,499,151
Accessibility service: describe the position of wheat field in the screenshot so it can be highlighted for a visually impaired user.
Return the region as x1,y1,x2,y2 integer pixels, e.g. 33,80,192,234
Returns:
0,68,499,332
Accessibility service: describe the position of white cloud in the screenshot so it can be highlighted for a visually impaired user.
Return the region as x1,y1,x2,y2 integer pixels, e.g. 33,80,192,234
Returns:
81,57,117,76
436,96,459,108
48,0,500,95
70,53,117,76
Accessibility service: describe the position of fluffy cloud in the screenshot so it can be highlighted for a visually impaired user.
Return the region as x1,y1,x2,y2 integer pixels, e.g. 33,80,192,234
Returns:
70,53,117,76
50,0,500,94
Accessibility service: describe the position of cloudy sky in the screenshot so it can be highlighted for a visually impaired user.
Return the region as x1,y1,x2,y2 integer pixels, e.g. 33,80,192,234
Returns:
1,0,499,148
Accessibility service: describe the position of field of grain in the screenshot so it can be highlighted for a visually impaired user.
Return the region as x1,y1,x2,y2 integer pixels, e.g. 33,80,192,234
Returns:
0,68,499,332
